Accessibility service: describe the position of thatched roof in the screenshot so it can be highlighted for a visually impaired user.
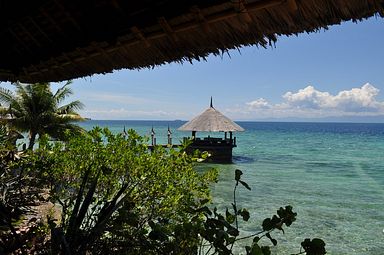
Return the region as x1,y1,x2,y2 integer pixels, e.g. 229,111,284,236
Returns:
1,0,383,83
178,99,244,132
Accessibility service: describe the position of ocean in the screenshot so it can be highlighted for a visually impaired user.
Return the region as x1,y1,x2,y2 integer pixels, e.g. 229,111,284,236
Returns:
80,120,384,254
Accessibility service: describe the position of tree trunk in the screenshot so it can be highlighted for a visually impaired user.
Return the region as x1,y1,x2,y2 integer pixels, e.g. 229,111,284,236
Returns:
28,131,37,150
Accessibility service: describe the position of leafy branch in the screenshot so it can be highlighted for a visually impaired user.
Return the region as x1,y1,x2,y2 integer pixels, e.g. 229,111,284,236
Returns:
195,169,326,255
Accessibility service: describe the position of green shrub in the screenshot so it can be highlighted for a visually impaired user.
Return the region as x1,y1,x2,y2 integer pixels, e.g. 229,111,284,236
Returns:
35,127,217,254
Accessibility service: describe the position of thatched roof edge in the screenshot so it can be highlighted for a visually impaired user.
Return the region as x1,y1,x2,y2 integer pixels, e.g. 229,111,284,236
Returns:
1,0,383,82
178,106,244,132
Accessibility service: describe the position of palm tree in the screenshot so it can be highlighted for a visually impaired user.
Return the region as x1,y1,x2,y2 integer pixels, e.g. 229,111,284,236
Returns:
0,81,84,149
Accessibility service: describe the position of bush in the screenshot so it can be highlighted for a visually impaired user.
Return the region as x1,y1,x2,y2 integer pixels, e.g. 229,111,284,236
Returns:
0,125,49,254
34,127,217,254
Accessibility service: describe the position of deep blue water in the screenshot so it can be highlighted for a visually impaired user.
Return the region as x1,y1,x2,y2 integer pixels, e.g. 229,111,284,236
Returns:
80,120,384,254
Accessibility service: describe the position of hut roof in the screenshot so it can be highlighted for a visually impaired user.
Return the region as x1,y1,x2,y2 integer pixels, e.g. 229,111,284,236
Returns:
1,0,383,83
178,100,244,132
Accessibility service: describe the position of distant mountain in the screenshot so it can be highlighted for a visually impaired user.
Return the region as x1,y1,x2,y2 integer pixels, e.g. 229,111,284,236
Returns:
238,115,384,123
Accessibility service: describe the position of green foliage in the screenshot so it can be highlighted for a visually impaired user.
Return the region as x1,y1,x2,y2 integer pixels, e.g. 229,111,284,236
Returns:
31,127,218,254
0,125,8,147
0,81,84,149
0,125,22,152
0,127,49,254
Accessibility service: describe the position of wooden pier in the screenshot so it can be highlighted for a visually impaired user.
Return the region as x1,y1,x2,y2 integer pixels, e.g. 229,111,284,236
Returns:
147,144,179,150
126,98,245,163
146,126,180,150
184,136,237,163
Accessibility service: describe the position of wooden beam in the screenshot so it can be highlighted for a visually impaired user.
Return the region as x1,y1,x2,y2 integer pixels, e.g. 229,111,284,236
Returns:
28,17,53,43
233,0,253,23
28,62,45,76
111,0,124,12
115,41,134,64
21,67,33,81
287,0,298,12
19,23,42,48
11,44,23,57
158,17,179,42
190,6,211,33
131,26,151,47
40,9,67,37
51,60,61,69
61,53,73,66
53,0,82,31
0,69,13,76
166,0,285,35
91,43,116,68
8,28,33,54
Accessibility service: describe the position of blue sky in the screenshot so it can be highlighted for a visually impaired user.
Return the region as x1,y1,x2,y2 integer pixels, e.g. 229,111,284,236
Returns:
2,17,384,122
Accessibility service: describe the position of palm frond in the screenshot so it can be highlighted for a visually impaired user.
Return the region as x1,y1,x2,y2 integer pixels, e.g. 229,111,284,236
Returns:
54,81,73,105
57,100,84,114
13,81,29,100
57,114,85,122
0,87,16,105
44,122,85,141
0,106,12,120
0,106,8,114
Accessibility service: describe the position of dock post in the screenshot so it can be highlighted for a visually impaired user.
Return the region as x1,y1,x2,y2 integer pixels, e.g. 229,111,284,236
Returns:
122,126,127,138
151,127,156,146
167,126,172,145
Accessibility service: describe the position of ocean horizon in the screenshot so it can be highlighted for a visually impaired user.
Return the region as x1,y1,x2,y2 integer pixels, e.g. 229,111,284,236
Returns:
79,120,384,254
84,118,384,124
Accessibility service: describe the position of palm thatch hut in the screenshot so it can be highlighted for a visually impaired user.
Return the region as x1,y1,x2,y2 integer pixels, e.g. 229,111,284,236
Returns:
0,0,383,83
178,98,244,163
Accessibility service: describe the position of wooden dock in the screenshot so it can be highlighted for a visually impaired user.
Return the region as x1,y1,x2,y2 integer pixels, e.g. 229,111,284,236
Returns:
147,144,180,150
184,137,237,163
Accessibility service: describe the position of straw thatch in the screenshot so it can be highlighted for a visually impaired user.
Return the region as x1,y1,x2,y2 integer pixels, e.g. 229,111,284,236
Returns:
178,103,244,132
1,0,383,83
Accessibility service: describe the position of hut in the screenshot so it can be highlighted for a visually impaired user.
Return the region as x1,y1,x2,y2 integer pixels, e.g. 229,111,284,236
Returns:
178,98,244,163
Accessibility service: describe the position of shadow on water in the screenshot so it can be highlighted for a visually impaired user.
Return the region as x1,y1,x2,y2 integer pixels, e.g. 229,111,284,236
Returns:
232,155,255,164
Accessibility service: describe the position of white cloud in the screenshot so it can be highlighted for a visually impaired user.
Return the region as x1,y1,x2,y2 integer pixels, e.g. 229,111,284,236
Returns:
243,83,384,119
332,83,382,112
282,83,383,112
282,85,333,109
246,98,271,109
81,108,188,120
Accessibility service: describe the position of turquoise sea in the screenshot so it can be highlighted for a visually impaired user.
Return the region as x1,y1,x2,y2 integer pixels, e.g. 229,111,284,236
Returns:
80,120,384,254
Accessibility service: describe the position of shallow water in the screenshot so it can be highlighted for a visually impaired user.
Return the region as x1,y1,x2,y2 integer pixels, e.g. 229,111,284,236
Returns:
81,120,384,254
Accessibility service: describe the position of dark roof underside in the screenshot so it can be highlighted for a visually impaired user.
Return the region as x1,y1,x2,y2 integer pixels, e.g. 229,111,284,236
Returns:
1,0,383,83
